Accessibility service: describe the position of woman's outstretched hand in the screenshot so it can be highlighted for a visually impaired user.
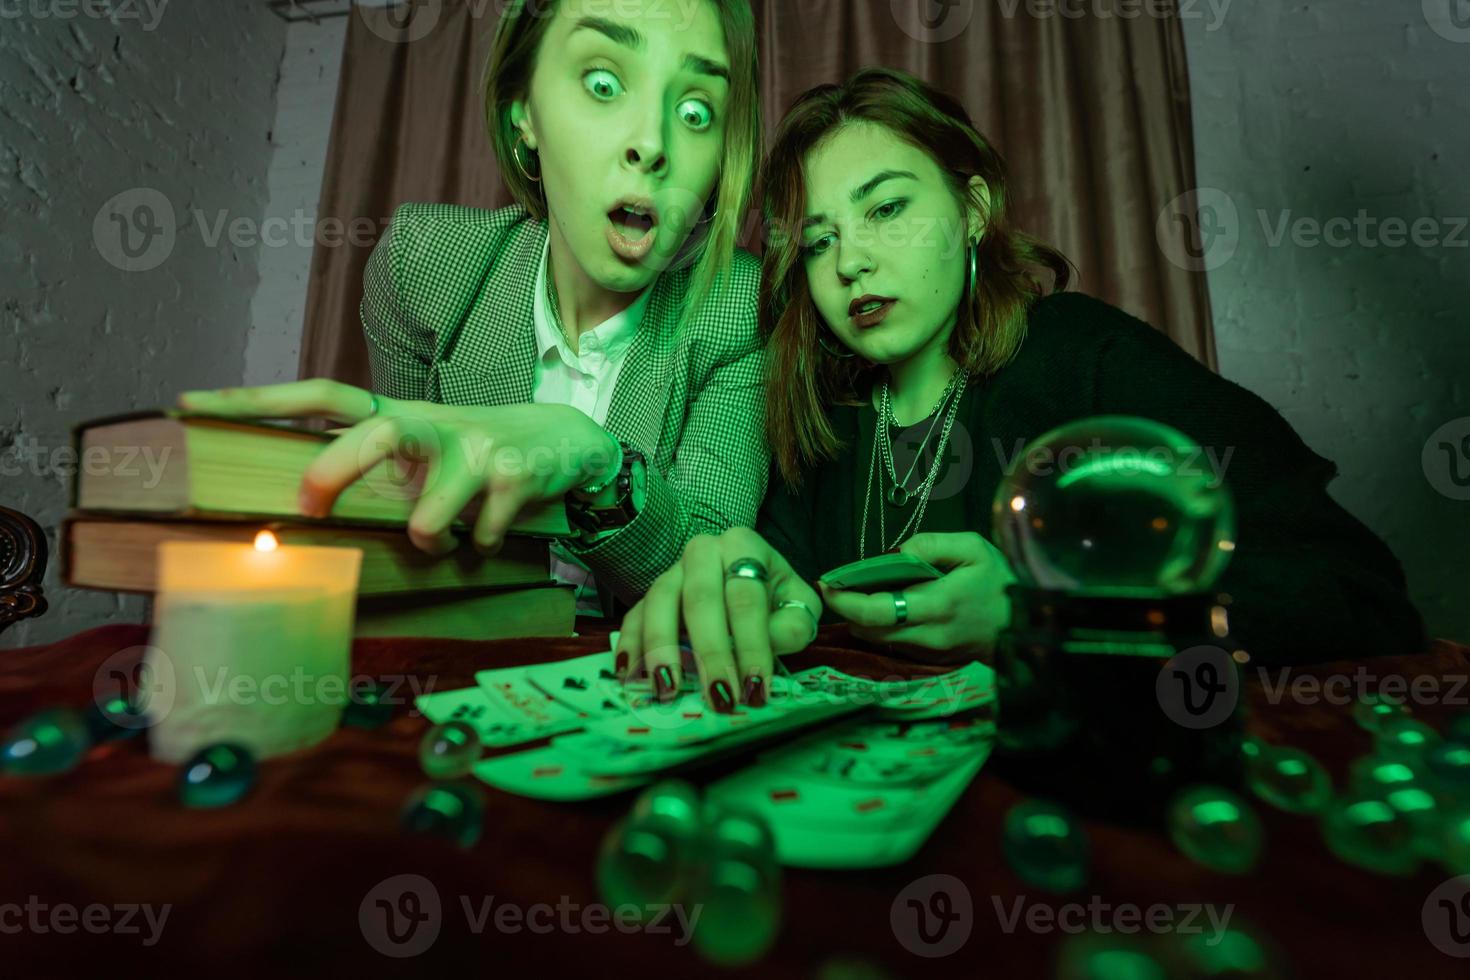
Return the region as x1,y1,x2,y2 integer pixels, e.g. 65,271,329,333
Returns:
819,532,1016,664
176,380,619,557
614,527,822,713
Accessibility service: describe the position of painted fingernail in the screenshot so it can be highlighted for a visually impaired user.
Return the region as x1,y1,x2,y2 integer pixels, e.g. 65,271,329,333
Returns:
741,675,766,708
710,680,736,714
654,665,676,703
614,651,628,678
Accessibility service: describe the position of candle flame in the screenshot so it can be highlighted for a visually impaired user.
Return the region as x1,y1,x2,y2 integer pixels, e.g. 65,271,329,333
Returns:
254,529,279,552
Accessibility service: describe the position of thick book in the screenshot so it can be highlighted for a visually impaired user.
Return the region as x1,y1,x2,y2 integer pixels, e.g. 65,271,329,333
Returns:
70,409,569,536
61,515,553,597
353,585,576,640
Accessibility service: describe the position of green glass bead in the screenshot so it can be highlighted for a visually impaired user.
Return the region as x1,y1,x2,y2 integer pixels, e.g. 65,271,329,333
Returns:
1055,933,1167,980
1,708,91,775
1161,924,1286,979
598,781,703,912
690,802,781,967
1382,786,1443,860
1351,697,1408,734
1002,800,1089,892
1348,755,1422,796
1320,792,1418,875
177,743,256,808
1244,743,1332,814
1374,716,1440,761
342,682,395,729
1445,712,1470,745
1167,786,1263,875
1437,808,1470,875
400,782,484,848
417,721,480,780
83,692,147,743
1423,741,1470,802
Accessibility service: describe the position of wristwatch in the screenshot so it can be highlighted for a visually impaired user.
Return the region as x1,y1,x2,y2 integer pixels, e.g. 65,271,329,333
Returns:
566,439,646,543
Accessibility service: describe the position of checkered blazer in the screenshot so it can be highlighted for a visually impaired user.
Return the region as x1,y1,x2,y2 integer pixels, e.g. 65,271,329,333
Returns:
359,201,769,603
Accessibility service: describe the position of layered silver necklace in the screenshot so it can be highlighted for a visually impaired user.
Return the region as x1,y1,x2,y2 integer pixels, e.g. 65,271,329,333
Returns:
859,367,969,559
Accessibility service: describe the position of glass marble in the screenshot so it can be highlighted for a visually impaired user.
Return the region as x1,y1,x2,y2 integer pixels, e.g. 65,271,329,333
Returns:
990,416,1236,597
1373,716,1441,761
83,692,147,743
1002,800,1090,892
1055,933,1167,980
1243,742,1332,814
1350,697,1408,734
417,721,480,780
1437,808,1470,876
1320,792,1418,876
1348,755,1422,797
598,781,703,912
1166,786,1262,875
1381,787,1443,860
1,708,91,776
1161,925,1285,980
400,782,484,848
177,743,256,808
341,681,395,729
689,802,781,967
1423,741,1470,802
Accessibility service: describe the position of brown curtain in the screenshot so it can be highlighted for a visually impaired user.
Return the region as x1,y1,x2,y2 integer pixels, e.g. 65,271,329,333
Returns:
299,0,1216,387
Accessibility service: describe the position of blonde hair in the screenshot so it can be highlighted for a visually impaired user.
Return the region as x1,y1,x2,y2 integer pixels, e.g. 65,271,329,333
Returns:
484,0,761,331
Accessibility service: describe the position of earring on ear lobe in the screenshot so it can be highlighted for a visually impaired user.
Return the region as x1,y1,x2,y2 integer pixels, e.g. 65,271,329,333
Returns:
512,132,542,183
968,236,979,296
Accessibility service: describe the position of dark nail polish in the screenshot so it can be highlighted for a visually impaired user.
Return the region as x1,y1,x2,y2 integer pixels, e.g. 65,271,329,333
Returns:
654,665,676,703
614,651,628,677
741,675,766,708
710,680,736,714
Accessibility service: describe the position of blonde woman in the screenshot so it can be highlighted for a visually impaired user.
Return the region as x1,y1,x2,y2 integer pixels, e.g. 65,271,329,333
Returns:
179,0,767,620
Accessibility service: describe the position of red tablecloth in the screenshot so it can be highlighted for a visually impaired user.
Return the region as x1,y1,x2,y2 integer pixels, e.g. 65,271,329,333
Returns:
1,623,1467,979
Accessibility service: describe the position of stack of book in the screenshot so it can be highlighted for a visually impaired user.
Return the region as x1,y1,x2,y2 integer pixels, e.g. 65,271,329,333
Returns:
62,410,576,640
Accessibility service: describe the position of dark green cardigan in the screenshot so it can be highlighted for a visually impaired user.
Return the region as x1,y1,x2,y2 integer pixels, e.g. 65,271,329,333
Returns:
756,291,1428,666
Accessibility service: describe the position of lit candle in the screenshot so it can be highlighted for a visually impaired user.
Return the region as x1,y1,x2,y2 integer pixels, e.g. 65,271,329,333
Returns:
143,531,363,763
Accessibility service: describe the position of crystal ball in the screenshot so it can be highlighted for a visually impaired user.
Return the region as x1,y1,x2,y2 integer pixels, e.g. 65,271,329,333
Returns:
991,416,1236,595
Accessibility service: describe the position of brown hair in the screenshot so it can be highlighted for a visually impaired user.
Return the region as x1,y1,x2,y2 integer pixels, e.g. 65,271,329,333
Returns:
483,0,761,332
759,67,1073,488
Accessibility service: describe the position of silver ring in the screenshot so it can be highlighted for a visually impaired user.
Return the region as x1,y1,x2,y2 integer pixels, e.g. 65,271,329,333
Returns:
892,591,909,625
725,557,770,584
774,598,820,644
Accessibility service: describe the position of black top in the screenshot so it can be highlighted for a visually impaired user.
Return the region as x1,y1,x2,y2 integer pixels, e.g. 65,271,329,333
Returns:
756,291,1428,666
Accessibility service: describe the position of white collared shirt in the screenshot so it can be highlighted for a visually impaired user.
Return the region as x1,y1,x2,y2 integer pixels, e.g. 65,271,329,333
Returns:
531,233,654,614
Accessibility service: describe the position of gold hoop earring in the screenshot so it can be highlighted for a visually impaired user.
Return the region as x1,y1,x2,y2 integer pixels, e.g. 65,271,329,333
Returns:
512,133,542,183
968,238,979,295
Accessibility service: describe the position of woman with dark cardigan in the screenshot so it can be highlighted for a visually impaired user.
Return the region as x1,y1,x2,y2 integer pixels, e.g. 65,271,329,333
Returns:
614,67,1426,712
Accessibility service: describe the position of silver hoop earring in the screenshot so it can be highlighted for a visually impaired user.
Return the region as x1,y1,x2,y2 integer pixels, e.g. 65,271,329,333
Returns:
512,133,542,183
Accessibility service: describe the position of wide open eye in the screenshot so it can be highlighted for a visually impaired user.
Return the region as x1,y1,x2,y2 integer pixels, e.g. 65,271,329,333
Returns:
677,97,715,132
583,68,624,101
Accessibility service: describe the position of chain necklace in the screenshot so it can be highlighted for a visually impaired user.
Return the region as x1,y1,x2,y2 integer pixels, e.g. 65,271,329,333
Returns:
878,370,962,506
859,367,968,559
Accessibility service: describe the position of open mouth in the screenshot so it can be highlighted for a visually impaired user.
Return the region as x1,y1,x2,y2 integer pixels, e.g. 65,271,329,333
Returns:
608,206,656,240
